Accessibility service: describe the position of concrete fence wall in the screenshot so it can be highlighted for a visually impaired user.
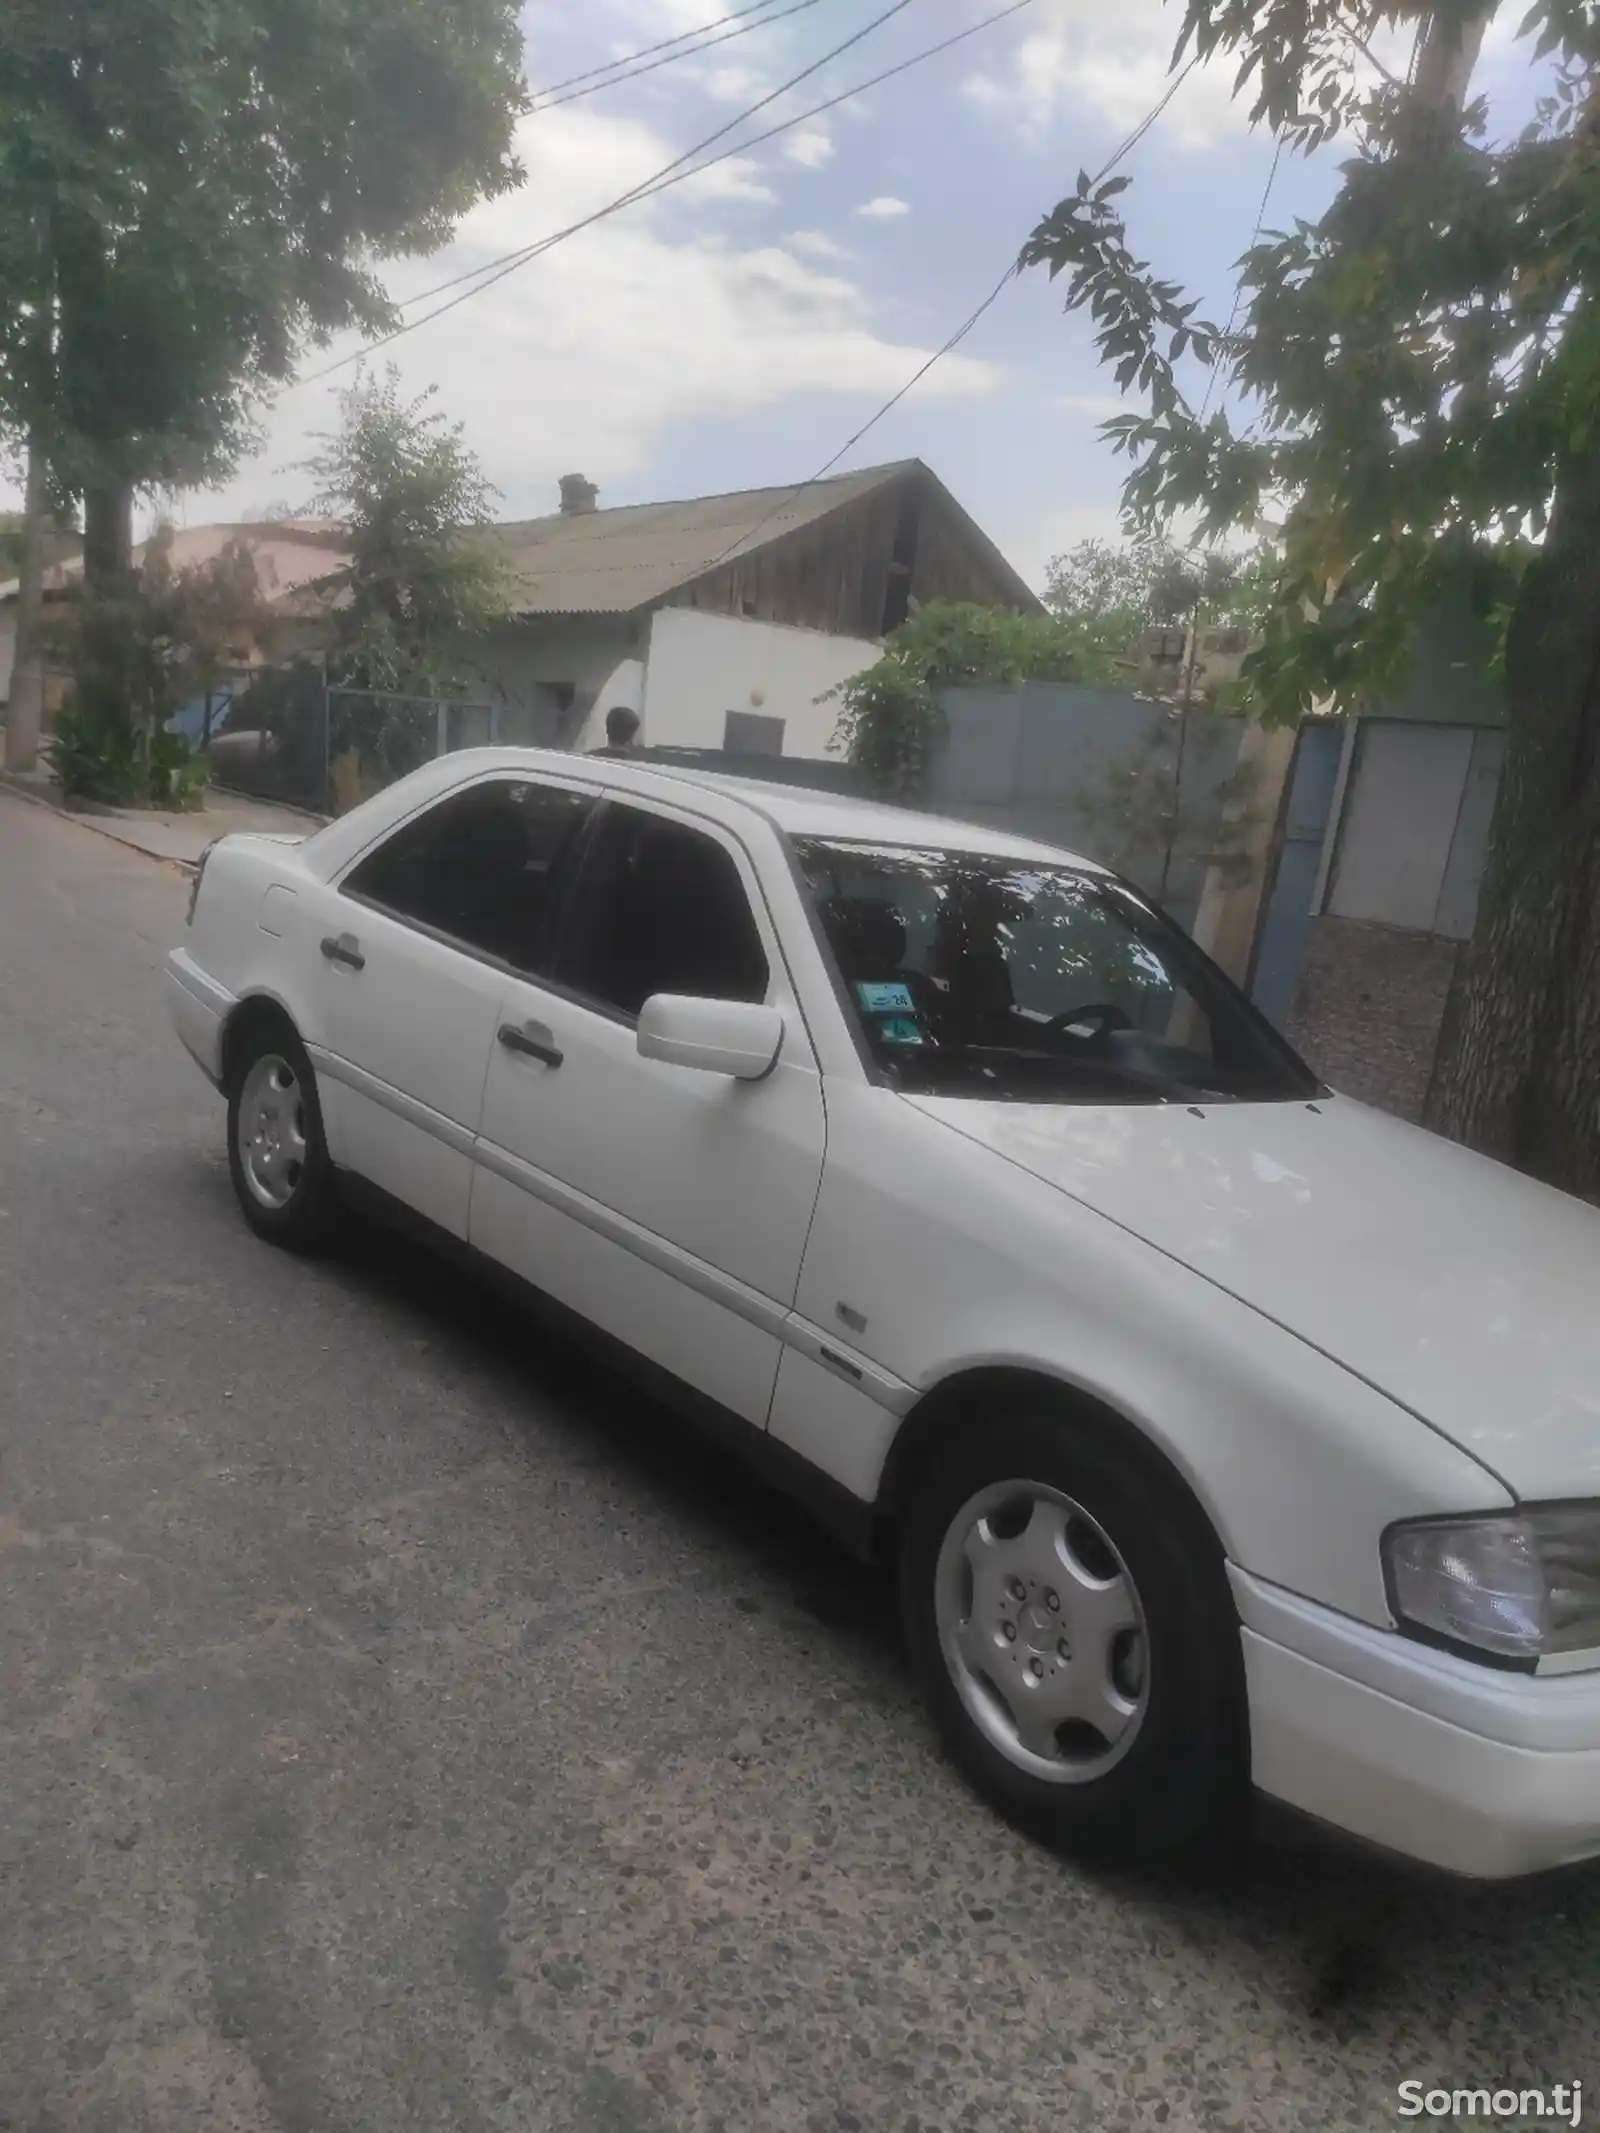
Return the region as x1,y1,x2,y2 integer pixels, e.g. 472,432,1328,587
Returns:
924,682,1254,934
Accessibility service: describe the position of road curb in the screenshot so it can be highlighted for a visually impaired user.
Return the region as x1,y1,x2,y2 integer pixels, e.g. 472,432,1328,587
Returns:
0,772,199,877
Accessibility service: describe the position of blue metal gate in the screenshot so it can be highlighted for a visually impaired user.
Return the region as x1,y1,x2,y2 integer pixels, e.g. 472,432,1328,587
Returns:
1249,721,1345,1026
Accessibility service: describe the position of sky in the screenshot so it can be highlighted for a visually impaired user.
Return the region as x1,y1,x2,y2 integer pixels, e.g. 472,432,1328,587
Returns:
24,0,1543,592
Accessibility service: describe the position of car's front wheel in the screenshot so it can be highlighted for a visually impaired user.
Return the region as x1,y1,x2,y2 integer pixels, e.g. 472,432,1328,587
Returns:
901,1405,1246,1865
226,1017,336,1251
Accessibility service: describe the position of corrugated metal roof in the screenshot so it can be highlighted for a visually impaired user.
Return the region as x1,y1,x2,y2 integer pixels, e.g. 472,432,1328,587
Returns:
494,462,914,617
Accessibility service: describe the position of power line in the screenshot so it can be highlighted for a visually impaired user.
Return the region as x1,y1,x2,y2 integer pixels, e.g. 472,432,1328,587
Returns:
393,0,1020,322
691,56,1200,575
300,0,1038,381
413,0,1041,315
531,0,825,114
530,0,797,101
1199,133,1284,422
311,0,926,375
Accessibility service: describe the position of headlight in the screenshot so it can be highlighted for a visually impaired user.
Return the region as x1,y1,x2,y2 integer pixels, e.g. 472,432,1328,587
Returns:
1385,1508,1600,1666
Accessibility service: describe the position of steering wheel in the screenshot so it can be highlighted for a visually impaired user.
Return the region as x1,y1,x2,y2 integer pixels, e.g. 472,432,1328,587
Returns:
1045,1002,1134,1046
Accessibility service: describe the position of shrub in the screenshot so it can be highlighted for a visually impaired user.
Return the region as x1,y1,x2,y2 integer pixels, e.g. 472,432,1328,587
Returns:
828,601,1120,796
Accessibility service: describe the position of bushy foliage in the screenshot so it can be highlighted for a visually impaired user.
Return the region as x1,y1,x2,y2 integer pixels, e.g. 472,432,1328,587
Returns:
305,368,504,698
830,601,1120,796
48,526,264,807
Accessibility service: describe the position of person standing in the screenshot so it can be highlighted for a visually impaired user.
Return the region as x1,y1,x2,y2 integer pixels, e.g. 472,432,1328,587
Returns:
590,705,641,757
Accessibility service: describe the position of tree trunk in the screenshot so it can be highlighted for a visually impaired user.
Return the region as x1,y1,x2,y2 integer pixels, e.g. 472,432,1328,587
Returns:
1425,460,1600,1202
4,435,49,773
81,483,134,590
1411,6,1491,110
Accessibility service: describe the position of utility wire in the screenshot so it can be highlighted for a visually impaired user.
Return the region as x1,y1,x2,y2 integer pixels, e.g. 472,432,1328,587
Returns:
301,0,1037,381
692,54,1200,574
1198,133,1283,422
303,0,927,379
393,0,978,316
531,0,825,114
531,0,797,101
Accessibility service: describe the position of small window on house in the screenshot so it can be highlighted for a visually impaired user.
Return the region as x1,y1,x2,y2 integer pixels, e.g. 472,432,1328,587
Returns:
723,711,785,757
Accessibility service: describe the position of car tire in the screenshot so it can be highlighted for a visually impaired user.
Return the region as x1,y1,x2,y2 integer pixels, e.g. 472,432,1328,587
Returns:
226,1014,337,1252
900,1403,1247,1866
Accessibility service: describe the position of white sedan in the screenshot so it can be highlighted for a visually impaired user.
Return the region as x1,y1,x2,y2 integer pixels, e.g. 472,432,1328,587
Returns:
168,751,1600,1878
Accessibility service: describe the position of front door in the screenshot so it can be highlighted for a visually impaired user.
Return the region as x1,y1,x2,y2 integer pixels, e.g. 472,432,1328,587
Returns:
470,796,828,1426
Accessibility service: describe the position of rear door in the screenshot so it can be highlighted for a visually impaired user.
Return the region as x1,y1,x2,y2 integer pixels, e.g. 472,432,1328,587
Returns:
470,796,828,1426
309,773,595,1236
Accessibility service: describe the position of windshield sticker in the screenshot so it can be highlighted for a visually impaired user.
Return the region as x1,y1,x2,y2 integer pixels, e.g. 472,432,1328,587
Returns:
876,1015,925,1046
856,980,914,1013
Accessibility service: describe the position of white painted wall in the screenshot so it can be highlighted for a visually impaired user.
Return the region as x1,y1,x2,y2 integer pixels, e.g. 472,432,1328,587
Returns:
477,616,641,747
640,608,879,761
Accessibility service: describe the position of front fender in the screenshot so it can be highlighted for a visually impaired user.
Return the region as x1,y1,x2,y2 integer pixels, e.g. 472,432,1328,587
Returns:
793,1084,1513,1628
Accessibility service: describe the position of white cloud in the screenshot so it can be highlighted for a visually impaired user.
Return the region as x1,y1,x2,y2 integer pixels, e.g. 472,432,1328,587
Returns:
180,105,997,526
784,123,835,170
961,0,1447,151
704,61,774,106
1015,499,1126,584
1057,391,1130,418
855,195,911,220
963,0,1250,151
789,229,853,262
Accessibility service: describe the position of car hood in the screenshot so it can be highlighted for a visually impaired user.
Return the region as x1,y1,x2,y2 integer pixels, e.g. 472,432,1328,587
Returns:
906,1091,1600,1501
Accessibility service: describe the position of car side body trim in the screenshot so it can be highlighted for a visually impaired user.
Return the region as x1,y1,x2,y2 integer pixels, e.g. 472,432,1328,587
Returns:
473,1132,788,1340
293,1035,918,1415
306,1044,478,1158
778,1312,917,1416
472,1134,915,1416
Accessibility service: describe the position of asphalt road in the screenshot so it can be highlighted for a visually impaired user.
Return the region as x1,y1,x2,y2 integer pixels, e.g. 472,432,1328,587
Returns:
2,789,1596,2133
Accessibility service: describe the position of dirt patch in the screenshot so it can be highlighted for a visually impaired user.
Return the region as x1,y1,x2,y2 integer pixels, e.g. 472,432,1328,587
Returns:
1285,915,1462,1122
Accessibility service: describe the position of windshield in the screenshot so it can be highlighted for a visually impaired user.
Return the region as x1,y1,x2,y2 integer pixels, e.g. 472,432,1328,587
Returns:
795,838,1318,1106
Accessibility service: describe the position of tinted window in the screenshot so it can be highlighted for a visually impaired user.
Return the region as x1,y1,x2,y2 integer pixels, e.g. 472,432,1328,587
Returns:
560,805,769,1018
345,779,592,973
796,838,1317,1106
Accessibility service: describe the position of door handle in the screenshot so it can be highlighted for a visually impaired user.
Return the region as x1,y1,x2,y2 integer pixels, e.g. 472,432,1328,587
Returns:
320,933,365,971
498,1022,563,1069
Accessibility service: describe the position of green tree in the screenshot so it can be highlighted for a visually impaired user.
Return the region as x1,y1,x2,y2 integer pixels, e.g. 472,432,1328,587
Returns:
0,505,77,578
831,599,1120,795
1044,534,1279,659
48,527,266,807
0,0,526,585
1019,1,1600,1199
305,367,504,699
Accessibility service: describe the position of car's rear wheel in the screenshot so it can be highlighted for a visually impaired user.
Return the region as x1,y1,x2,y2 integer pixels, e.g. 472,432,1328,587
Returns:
226,1017,335,1251
901,1404,1246,1865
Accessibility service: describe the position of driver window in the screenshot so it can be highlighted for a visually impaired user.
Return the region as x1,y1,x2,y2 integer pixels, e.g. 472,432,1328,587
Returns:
558,804,770,1019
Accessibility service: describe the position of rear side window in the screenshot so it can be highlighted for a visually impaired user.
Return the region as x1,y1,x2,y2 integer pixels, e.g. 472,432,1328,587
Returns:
344,778,592,974
558,804,769,1019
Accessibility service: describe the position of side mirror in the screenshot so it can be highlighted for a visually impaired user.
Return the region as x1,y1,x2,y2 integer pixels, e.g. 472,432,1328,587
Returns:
637,994,784,1080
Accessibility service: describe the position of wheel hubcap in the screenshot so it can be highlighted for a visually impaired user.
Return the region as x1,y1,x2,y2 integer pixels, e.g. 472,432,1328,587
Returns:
238,1054,308,1211
934,1480,1149,1784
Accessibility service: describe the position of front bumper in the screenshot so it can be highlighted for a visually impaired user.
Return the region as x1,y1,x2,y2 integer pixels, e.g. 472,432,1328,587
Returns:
1233,1566,1600,1878
166,948,234,1088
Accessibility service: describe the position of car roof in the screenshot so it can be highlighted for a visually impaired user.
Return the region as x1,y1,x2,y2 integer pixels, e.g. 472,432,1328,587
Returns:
433,750,1106,871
